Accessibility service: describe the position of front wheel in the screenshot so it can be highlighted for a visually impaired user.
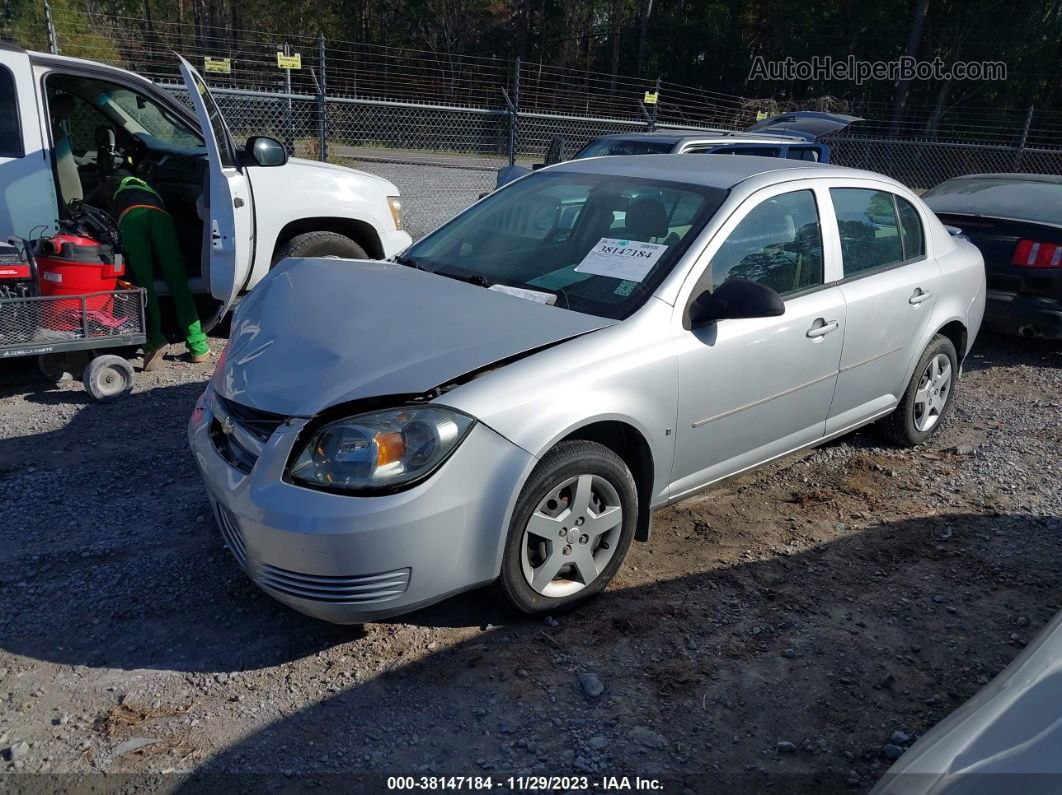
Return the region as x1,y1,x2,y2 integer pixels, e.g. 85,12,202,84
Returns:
880,334,958,446
272,231,368,264
499,440,637,615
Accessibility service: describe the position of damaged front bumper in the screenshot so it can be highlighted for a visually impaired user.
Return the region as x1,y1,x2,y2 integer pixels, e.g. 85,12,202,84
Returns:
188,385,535,623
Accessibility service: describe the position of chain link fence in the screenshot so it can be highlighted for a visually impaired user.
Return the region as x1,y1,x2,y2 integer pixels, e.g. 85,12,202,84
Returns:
826,136,1062,191
159,82,1062,236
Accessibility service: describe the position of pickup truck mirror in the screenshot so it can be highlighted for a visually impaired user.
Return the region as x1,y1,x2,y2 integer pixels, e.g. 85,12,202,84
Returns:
688,279,785,327
246,136,288,167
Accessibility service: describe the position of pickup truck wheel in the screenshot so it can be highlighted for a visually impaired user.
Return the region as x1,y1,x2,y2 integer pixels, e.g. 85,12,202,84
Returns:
272,231,368,264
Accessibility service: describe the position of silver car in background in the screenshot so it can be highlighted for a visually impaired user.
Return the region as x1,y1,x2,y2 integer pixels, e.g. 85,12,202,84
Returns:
189,155,986,623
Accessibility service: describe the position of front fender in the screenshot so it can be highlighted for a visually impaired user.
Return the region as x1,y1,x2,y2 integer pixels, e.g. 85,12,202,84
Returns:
244,159,408,289
434,307,678,512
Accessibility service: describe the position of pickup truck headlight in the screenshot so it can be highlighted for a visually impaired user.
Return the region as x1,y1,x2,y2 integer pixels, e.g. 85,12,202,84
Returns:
387,196,404,230
289,406,473,494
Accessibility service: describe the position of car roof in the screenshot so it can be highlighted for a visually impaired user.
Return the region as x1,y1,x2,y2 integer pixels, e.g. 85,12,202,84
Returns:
550,153,871,190
936,173,1062,186
27,49,155,86
591,131,812,146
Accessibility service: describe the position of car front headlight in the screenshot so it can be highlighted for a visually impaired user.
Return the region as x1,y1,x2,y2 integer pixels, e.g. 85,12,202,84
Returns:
289,406,474,494
387,196,404,230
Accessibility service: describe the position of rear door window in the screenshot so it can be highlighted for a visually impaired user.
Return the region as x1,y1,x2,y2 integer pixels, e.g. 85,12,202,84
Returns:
830,188,904,277
0,66,22,157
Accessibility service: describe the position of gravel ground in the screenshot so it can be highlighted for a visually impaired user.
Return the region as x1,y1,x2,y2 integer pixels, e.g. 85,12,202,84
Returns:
0,332,1060,793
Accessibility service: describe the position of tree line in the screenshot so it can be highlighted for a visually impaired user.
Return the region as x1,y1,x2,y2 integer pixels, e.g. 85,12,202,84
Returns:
3,0,1061,135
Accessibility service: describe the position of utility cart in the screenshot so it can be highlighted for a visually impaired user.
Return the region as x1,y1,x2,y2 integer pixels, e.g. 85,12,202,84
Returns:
0,233,146,401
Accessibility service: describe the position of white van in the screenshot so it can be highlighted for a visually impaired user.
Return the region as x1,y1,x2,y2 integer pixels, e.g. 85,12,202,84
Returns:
0,43,411,325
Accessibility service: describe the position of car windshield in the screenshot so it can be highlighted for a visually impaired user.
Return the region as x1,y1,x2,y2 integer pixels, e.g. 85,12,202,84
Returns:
574,139,676,158
402,171,726,319
923,177,1062,227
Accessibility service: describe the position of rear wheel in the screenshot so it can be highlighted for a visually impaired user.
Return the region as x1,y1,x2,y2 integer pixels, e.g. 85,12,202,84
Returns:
880,334,958,446
38,351,91,385
499,441,637,615
272,231,368,264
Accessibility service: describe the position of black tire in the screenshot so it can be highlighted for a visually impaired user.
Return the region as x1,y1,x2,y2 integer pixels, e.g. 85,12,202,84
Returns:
272,231,368,264
499,440,637,615
38,351,90,385
82,355,135,402
879,334,958,446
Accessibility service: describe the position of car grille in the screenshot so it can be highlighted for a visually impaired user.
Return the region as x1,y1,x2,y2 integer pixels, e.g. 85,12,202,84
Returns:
214,502,247,568
209,395,288,474
215,395,287,441
251,564,412,605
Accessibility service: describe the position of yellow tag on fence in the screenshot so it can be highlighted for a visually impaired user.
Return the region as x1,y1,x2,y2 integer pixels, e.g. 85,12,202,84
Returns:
643,91,658,105
204,57,231,74
276,53,302,69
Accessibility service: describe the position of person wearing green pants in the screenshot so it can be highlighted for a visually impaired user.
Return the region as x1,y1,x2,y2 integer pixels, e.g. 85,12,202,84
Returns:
89,175,209,370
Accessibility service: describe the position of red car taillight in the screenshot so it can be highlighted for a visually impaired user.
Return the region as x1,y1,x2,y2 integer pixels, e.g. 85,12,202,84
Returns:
1012,239,1062,268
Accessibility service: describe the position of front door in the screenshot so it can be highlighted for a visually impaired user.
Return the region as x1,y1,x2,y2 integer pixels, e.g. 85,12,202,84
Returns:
824,185,943,433
0,51,59,240
670,186,845,499
177,55,254,317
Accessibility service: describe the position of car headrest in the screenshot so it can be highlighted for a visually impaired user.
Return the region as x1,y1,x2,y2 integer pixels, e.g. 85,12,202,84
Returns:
625,197,669,239
50,93,75,123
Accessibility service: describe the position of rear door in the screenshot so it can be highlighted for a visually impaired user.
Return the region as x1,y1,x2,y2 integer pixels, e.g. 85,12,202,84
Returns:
176,55,253,315
825,184,942,433
0,50,59,239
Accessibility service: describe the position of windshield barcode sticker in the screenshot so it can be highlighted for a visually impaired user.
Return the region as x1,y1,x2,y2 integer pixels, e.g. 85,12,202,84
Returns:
574,238,668,282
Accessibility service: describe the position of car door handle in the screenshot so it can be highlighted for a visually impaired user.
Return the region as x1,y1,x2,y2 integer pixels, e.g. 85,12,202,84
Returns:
909,288,932,305
806,319,839,338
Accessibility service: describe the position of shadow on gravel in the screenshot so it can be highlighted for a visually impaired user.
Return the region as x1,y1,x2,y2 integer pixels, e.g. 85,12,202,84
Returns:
962,332,1062,373
0,379,376,671
162,511,1060,794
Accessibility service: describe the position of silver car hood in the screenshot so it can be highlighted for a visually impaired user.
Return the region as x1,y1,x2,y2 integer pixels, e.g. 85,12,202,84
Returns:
215,258,614,417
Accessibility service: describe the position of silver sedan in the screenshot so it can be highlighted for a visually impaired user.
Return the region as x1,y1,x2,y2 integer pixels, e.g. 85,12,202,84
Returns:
189,154,986,623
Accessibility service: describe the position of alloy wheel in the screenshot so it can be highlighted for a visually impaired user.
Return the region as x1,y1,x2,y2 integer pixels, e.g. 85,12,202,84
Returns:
913,352,952,432
520,474,624,598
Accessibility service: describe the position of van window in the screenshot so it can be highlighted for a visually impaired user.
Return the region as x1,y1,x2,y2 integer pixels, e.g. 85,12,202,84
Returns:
830,188,904,276
785,146,820,162
0,67,22,158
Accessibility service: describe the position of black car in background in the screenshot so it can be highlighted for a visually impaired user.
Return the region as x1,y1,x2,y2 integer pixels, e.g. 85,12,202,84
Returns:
923,174,1062,340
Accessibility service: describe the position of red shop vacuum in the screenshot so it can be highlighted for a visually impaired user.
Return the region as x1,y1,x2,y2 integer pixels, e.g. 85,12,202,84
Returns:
34,205,126,331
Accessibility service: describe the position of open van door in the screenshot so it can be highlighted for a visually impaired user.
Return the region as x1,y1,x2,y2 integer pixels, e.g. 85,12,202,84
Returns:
176,54,254,323
744,111,862,141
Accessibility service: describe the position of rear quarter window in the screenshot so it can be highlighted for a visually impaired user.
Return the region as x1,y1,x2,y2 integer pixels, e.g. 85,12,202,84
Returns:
0,66,22,158
896,197,925,259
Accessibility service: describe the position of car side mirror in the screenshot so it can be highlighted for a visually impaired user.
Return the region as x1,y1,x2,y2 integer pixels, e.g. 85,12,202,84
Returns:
688,278,785,327
246,136,288,167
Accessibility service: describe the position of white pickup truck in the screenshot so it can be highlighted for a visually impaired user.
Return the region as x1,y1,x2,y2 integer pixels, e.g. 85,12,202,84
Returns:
0,42,411,325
